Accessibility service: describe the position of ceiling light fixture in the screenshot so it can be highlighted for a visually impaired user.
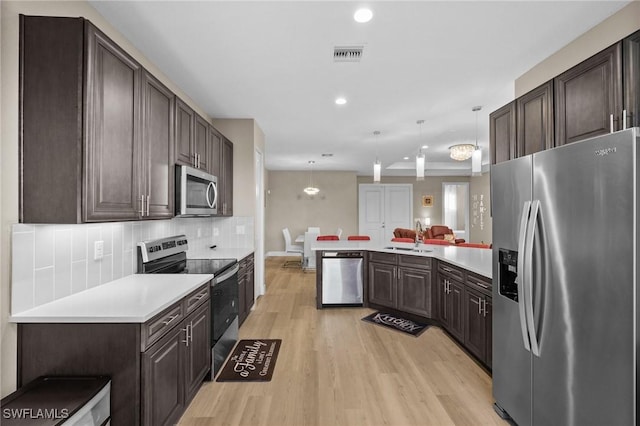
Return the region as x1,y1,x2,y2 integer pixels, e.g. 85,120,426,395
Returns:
449,143,475,161
354,8,373,23
373,130,381,183
471,106,482,176
303,161,320,195
416,120,426,181
335,97,347,105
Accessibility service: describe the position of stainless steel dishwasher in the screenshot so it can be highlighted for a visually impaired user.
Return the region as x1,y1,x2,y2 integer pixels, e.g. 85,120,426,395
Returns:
321,251,364,306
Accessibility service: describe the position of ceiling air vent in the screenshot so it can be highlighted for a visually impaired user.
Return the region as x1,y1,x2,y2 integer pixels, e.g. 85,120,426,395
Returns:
333,46,364,62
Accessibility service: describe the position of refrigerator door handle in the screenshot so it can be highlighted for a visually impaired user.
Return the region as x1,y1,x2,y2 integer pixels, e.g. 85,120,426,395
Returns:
516,201,532,352
524,199,541,357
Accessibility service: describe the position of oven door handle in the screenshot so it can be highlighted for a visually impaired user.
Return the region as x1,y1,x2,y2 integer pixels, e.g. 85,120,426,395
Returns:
213,263,240,285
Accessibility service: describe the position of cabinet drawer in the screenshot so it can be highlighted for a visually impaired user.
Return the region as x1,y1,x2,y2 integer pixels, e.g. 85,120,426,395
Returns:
398,254,431,270
368,251,397,265
185,284,210,315
142,303,183,351
466,272,492,296
437,261,464,282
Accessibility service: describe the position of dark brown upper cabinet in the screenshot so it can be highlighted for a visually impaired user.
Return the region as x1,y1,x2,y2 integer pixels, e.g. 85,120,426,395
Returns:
20,15,175,223
208,125,222,179
141,70,175,219
516,80,554,157
221,137,234,216
175,97,211,172
554,43,623,146
490,101,516,165
624,29,640,128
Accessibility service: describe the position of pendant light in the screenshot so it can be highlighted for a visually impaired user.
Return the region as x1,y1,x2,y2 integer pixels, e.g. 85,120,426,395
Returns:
471,106,482,176
416,120,426,180
373,130,381,182
449,144,475,161
303,160,320,195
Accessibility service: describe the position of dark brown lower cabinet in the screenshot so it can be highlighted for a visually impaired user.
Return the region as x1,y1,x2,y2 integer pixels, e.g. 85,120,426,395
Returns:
238,253,255,326
397,267,432,317
464,287,491,365
368,262,397,309
184,303,211,403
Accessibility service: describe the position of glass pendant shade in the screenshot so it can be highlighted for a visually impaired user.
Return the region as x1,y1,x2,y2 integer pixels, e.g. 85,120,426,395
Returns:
416,152,425,180
471,147,482,175
303,161,319,195
449,144,475,161
373,160,381,182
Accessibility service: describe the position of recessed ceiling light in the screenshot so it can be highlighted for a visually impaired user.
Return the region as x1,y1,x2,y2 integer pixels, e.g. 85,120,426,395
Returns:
422,145,429,149
403,156,409,160
354,8,373,23
335,97,347,105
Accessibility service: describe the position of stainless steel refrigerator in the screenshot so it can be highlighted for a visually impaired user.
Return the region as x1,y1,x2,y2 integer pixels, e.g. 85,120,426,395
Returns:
492,128,639,426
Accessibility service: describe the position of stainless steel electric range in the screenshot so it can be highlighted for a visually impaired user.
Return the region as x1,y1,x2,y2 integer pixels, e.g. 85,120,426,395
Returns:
137,235,239,379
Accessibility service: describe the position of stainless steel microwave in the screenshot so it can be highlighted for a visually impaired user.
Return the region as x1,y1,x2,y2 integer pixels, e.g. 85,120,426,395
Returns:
176,165,218,216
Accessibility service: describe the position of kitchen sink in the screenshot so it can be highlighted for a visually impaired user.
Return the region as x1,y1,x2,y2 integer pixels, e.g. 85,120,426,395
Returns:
383,246,432,253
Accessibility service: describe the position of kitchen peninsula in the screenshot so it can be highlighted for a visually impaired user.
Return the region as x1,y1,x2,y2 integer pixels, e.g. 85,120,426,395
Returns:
314,241,493,369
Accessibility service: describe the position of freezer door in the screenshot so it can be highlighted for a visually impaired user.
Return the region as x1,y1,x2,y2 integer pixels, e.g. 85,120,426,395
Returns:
531,129,636,425
491,155,533,426
322,258,364,304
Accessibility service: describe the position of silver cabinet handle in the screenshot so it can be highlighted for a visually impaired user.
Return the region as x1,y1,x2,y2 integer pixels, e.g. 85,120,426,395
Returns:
139,195,145,216
442,266,453,273
197,153,201,169
610,113,615,133
163,314,178,326
482,299,487,317
189,321,194,343
182,324,191,346
146,195,150,216
623,109,627,130
478,297,482,315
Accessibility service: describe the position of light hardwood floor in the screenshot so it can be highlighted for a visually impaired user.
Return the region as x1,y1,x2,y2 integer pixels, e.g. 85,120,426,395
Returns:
180,257,507,426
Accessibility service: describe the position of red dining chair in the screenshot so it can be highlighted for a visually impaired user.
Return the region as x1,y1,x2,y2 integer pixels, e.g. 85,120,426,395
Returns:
347,235,370,241
391,237,415,243
423,238,454,246
457,243,491,249
317,235,339,241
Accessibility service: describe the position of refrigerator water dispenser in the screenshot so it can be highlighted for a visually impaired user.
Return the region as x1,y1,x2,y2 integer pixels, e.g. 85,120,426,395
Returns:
498,249,518,301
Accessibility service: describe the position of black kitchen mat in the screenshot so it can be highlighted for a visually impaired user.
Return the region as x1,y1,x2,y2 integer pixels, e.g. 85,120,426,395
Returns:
216,339,281,382
361,311,429,337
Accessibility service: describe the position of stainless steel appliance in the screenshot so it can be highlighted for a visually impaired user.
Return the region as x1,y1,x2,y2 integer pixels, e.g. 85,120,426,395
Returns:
321,251,364,306
175,165,218,216
137,235,239,378
492,128,639,426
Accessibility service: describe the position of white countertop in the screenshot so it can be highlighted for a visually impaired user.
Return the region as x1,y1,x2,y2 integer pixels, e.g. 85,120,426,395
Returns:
10,274,213,323
188,247,254,261
312,241,492,278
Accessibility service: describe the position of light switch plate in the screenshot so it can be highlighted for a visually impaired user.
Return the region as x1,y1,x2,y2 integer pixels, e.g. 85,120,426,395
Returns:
94,240,104,260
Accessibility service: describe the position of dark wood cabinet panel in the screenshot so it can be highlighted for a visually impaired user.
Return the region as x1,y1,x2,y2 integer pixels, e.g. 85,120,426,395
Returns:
142,325,185,426
84,22,141,221
221,137,234,216
624,30,640,128
397,267,432,317
208,126,222,180
195,114,210,172
175,97,195,167
184,303,210,403
485,298,493,368
517,80,554,157
490,101,516,164
448,280,465,342
239,254,255,326
555,43,622,145
142,70,175,219
464,287,488,363
368,262,396,309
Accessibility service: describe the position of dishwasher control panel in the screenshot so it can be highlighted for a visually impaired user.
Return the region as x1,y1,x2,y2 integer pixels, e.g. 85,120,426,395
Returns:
322,251,364,258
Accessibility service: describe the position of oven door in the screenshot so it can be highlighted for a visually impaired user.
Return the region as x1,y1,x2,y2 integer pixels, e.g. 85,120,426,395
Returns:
210,263,239,377
176,165,218,216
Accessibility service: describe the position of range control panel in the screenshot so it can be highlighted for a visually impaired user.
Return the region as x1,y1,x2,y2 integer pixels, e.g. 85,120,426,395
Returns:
138,235,189,263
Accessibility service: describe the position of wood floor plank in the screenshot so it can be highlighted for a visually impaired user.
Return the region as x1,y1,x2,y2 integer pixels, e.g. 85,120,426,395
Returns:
179,257,507,425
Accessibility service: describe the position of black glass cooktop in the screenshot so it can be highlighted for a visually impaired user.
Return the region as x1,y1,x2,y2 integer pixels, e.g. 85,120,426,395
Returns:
185,258,237,275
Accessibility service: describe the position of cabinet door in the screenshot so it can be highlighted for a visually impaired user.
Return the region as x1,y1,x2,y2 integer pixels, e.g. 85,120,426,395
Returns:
175,97,194,167
194,114,210,172
84,23,141,221
485,297,492,369
490,101,516,165
397,267,432,317
221,137,234,216
142,325,185,426
624,30,640,128
246,264,255,314
516,80,554,157
208,126,222,179
436,275,449,327
448,279,465,342
368,262,396,309
464,287,487,363
141,70,175,219
184,303,210,403
555,43,622,145
238,272,248,326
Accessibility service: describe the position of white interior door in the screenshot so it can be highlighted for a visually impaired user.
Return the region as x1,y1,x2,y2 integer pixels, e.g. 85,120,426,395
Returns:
358,184,413,246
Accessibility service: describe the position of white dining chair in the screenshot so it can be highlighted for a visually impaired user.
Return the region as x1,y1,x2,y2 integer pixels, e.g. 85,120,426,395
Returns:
307,226,321,234
282,228,303,268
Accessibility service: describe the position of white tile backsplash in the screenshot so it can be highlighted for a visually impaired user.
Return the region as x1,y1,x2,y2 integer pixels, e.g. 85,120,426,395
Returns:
10,216,254,314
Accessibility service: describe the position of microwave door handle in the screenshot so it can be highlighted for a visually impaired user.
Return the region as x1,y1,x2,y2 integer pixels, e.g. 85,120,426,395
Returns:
206,182,215,208
212,181,218,209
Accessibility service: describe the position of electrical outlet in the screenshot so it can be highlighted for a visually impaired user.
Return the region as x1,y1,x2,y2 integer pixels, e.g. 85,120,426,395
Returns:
213,228,220,237
94,241,104,260
236,225,245,235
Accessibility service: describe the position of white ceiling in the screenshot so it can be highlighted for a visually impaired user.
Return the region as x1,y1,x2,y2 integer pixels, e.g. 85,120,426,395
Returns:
89,0,630,176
